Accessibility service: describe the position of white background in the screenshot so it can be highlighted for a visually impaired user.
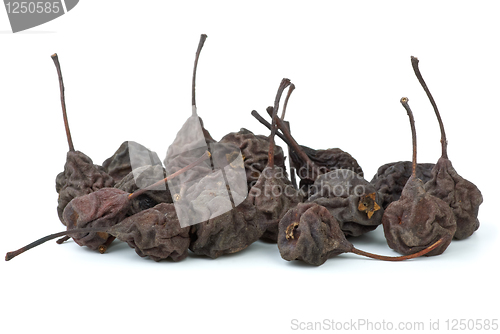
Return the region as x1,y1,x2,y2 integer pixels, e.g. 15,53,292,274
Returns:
1,1,498,333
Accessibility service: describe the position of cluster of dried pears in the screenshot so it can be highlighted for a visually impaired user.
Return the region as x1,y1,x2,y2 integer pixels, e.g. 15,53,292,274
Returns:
6,36,482,266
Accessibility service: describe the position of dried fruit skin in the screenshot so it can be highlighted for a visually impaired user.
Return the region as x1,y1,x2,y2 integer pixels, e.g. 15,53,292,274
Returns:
370,161,434,209
62,188,130,250
248,167,302,242
186,164,267,258
277,202,353,266
188,196,267,258
308,169,384,237
382,176,456,256
110,203,190,262
291,146,363,191
102,141,163,183
219,128,287,188
56,150,115,225
114,165,173,216
424,157,482,239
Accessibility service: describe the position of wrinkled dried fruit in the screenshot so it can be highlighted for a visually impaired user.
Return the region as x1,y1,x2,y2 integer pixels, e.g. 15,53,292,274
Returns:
63,188,130,251
109,203,190,261
370,161,435,209
278,202,352,265
382,98,456,256
307,169,384,237
219,128,287,188
56,151,116,224
411,56,483,240
102,141,163,183
52,54,115,225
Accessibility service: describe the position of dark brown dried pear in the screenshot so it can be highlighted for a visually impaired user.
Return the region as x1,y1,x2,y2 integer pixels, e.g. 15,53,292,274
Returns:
102,141,163,183
52,53,115,226
307,169,384,237
411,56,483,240
62,188,130,251
382,98,456,256
219,128,287,189
109,203,190,262
278,202,444,266
370,161,435,209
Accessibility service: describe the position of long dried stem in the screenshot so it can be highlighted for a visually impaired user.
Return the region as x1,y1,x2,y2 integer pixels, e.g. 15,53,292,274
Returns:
411,56,448,159
268,79,291,169
400,97,417,177
52,53,74,151
350,238,443,261
192,34,207,108
6,227,109,261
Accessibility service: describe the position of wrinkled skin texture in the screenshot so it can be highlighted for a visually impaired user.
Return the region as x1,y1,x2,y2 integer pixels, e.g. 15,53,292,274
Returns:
187,166,266,258
56,150,115,225
382,176,456,256
370,161,435,209
189,200,266,259
278,202,353,266
114,165,173,216
188,165,301,257
424,157,482,240
307,169,384,237
63,188,130,250
290,146,363,192
249,167,303,242
102,141,163,183
109,203,190,262
219,128,287,189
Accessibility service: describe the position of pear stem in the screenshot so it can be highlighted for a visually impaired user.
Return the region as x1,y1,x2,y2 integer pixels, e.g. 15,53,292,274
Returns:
6,227,110,261
52,53,74,152
280,83,295,120
268,79,291,169
350,237,444,261
400,97,417,177
411,56,448,159
192,34,207,108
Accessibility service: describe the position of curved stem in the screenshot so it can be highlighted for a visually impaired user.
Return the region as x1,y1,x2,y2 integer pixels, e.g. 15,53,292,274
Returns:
350,238,443,261
192,34,208,108
411,56,448,159
281,83,295,120
400,97,417,177
5,227,110,261
52,53,74,152
268,79,291,169
128,150,211,200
